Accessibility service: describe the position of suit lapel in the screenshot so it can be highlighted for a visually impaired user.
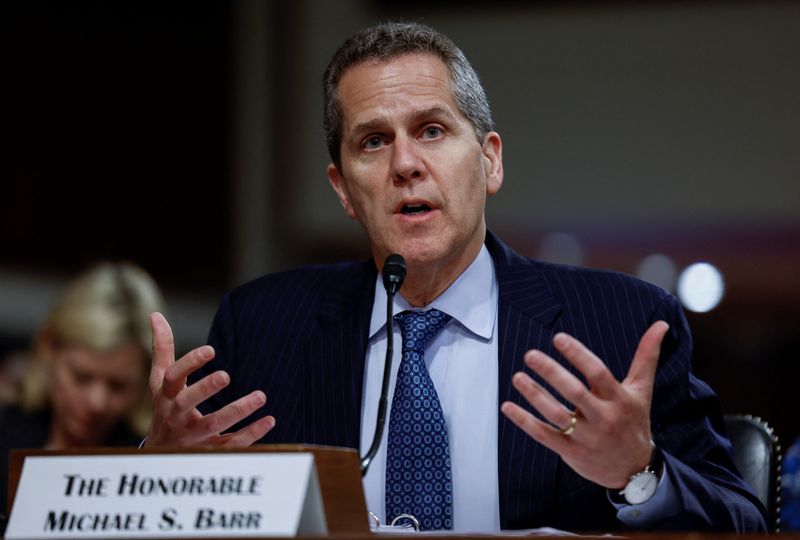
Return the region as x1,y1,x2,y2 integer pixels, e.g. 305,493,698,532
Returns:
303,260,377,448
486,232,565,528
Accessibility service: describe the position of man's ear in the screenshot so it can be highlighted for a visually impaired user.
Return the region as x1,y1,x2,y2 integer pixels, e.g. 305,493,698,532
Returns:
482,131,504,196
326,163,357,219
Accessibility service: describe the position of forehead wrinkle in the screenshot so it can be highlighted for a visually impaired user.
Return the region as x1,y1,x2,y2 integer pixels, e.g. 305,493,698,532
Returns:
339,53,460,141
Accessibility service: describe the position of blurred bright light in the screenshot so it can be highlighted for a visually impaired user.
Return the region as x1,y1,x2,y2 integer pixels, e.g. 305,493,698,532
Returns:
677,262,725,313
537,232,583,266
636,254,678,292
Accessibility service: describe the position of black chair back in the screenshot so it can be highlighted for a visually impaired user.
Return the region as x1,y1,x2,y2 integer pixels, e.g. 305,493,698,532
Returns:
724,414,781,532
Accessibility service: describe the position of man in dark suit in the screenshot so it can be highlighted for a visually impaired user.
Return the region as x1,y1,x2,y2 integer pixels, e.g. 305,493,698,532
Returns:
144,22,766,532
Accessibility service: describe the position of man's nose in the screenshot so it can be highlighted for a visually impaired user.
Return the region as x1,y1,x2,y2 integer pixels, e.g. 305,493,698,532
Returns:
390,136,426,182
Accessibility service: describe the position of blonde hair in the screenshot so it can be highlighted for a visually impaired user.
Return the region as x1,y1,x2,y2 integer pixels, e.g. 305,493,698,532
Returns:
21,262,166,436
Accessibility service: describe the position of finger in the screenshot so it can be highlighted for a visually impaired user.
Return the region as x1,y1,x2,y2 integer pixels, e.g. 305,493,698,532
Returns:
501,401,571,455
624,321,670,388
524,349,602,421
215,415,277,448
161,345,216,400
552,333,621,398
201,390,267,436
175,370,231,411
149,312,175,392
511,371,575,431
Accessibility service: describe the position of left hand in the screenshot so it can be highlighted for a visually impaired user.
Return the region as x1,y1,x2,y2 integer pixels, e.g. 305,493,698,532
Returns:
501,321,670,489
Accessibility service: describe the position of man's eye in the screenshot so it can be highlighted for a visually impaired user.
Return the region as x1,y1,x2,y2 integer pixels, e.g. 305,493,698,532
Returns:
363,136,383,149
421,126,443,139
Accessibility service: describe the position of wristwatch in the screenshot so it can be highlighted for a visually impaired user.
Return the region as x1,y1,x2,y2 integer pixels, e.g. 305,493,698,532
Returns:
619,444,663,505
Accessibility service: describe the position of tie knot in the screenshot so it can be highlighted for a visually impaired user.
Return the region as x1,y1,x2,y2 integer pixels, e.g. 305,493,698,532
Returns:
394,309,452,353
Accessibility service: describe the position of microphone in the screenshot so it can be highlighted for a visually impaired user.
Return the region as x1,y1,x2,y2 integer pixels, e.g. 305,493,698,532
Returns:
382,254,406,296
361,254,406,476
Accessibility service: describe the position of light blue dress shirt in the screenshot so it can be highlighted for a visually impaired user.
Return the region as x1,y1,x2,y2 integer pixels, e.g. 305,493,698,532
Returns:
360,245,500,531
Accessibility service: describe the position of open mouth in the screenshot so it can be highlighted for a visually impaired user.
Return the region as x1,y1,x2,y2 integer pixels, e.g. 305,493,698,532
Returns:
400,203,432,215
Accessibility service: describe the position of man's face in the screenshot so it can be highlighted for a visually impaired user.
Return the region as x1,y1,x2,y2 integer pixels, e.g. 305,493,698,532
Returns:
327,53,503,275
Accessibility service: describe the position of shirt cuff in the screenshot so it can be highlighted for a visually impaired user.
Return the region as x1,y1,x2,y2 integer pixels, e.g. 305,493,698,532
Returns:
610,461,681,529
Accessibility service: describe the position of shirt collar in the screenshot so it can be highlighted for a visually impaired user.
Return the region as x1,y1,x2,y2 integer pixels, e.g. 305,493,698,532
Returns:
369,245,497,341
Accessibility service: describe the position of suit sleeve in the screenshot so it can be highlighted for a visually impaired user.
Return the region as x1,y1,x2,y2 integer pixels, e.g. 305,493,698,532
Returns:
642,294,767,531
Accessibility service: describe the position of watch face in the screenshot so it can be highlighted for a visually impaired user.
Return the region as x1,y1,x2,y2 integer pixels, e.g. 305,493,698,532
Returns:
623,471,659,505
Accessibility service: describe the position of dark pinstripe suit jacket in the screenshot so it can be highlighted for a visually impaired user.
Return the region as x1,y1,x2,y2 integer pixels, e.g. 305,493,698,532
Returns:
195,231,766,532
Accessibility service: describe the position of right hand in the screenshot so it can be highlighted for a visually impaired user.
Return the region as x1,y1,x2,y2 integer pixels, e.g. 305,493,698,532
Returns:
144,312,276,447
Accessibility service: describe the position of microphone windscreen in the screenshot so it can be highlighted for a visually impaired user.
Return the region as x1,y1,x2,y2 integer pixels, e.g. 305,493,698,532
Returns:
382,254,406,295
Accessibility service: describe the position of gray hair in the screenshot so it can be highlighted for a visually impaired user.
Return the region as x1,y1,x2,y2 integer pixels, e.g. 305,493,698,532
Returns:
323,22,494,169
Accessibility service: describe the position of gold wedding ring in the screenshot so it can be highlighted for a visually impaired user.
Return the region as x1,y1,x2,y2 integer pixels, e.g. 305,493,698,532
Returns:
561,411,577,436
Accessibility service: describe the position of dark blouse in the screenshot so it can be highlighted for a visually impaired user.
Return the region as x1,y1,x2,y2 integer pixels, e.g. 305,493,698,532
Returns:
0,404,141,517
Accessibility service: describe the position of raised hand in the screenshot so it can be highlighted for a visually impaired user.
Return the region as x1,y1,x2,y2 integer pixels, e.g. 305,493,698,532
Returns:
144,312,276,447
501,321,670,489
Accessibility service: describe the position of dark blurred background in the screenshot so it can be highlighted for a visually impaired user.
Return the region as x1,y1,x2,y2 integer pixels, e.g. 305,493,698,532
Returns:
2,1,798,442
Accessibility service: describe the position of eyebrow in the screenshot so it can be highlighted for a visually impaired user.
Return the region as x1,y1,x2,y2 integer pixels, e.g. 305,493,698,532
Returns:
348,106,460,141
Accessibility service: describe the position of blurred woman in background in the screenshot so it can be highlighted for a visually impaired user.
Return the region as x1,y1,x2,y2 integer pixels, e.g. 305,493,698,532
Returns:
0,262,165,513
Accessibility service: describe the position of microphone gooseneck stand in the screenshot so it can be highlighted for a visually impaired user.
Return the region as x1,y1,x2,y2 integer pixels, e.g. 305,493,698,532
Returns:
360,254,406,477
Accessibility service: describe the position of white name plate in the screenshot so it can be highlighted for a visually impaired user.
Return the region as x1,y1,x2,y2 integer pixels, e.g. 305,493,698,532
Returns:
6,453,327,539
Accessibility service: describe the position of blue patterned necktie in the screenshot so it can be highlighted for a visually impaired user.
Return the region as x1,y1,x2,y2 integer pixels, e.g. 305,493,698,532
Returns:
385,309,453,530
